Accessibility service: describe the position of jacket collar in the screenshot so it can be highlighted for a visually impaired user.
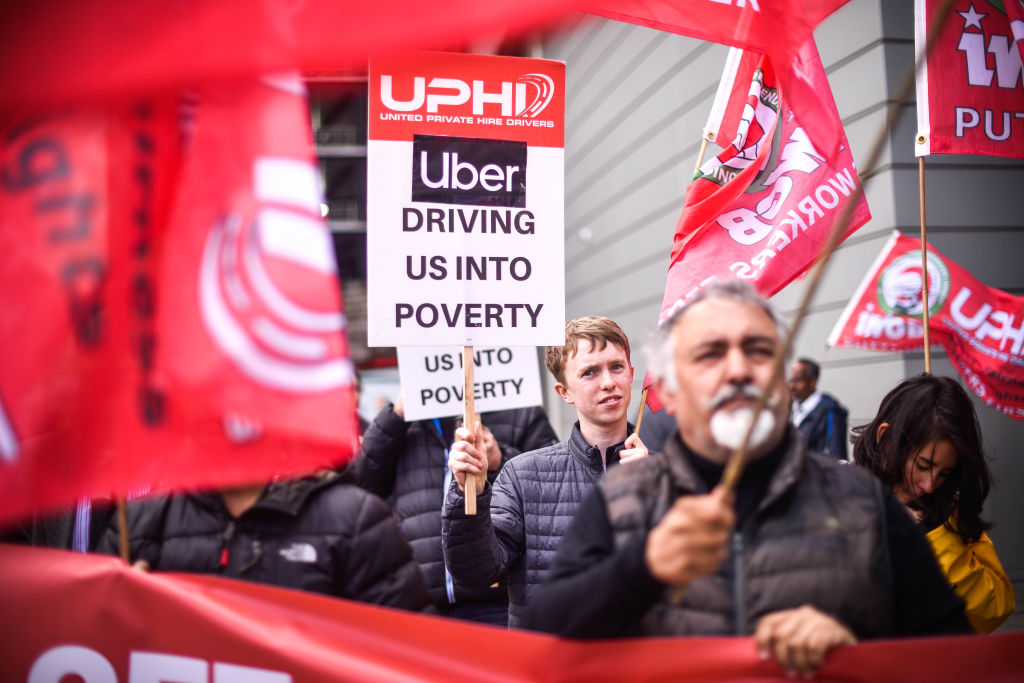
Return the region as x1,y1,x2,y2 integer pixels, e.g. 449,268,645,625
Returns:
664,425,807,513
193,472,338,519
568,421,634,474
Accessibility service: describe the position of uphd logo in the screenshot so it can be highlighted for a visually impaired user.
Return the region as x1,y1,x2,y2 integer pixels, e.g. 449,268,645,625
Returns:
412,135,526,207
380,73,555,118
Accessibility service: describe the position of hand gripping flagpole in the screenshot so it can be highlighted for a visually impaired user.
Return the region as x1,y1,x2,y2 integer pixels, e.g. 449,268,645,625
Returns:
672,0,957,605
463,345,477,515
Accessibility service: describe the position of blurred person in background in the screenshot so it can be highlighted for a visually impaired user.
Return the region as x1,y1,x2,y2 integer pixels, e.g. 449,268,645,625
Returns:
789,357,848,459
852,374,1015,633
97,469,430,612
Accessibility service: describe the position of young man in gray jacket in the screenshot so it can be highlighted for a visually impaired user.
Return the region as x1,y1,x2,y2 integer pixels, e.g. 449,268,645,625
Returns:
443,316,648,627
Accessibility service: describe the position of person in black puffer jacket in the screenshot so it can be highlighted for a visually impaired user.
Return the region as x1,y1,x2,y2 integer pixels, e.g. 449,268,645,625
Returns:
96,470,428,612
443,316,649,627
355,397,558,624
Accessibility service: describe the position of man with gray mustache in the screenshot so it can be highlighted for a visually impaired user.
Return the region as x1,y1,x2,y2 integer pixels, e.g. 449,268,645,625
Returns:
526,280,969,677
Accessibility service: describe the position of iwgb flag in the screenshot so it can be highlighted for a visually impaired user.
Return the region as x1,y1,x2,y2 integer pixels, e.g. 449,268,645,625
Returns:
657,39,871,319
915,0,1024,158
0,75,359,527
829,231,1024,421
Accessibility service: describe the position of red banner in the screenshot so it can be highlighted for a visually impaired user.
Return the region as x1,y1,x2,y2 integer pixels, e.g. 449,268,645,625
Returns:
1,545,1021,682
829,231,1024,420
0,77,359,527
915,0,1024,158
0,0,580,110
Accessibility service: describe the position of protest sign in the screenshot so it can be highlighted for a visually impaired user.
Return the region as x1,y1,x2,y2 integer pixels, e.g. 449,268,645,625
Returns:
397,346,542,420
366,51,565,347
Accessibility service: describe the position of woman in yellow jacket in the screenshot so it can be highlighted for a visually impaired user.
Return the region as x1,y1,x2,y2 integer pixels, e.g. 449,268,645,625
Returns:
852,374,1015,634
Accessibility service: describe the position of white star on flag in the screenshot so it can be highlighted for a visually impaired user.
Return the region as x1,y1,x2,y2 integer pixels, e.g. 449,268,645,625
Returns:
958,3,986,30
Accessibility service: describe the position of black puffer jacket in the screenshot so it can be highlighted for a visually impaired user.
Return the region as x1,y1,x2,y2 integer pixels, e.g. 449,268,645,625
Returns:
356,404,558,609
442,422,632,627
97,472,428,611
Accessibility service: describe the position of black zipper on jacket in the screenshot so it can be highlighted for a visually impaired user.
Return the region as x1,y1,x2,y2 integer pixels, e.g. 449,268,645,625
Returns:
732,531,746,635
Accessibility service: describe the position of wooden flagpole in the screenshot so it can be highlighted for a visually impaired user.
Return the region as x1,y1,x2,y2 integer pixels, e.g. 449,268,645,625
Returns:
462,345,477,515
634,387,648,435
919,156,932,373
116,496,130,562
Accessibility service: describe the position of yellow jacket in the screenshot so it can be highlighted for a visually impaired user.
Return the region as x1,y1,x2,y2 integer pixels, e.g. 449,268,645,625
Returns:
926,521,1016,634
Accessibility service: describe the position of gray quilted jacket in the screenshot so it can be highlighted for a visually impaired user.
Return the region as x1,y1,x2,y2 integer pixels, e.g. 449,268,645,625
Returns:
442,422,632,627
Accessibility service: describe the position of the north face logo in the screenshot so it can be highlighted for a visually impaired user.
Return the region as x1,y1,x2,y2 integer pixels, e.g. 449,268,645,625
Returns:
279,542,317,563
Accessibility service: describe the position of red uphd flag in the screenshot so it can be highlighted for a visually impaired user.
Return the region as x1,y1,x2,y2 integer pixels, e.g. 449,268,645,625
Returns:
829,231,1024,421
915,0,1024,158
0,75,359,527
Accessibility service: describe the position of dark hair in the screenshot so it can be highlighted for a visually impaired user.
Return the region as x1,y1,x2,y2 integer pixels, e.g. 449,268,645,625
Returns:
852,374,991,543
796,357,820,381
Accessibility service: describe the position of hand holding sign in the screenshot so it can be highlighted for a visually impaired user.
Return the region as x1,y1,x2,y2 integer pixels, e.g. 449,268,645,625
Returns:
449,423,488,496
618,432,649,465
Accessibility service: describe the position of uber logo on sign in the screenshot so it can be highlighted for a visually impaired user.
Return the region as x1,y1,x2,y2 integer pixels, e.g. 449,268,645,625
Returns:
412,135,526,207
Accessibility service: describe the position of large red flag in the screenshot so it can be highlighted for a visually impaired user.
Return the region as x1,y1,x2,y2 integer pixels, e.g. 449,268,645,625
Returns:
585,0,854,159
829,231,1024,420
915,0,1024,158
642,40,870,410
0,76,359,527
0,0,580,109
658,40,871,320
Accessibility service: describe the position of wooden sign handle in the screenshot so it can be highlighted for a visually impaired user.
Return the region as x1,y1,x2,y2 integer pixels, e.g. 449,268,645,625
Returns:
463,346,477,515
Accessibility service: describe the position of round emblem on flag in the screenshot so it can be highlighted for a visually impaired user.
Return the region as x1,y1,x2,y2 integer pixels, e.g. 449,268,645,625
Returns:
876,250,950,318
198,158,353,393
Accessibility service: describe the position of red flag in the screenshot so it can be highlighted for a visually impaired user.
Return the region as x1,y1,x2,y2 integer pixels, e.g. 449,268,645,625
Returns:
829,231,1024,421
0,0,580,109
3,545,1024,682
659,40,870,320
584,0,854,158
0,76,359,527
915,0,1024,158
641,39,870,410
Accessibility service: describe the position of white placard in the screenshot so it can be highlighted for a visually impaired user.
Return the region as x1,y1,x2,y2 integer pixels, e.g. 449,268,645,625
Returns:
397,346,543,421
367,51,565,347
